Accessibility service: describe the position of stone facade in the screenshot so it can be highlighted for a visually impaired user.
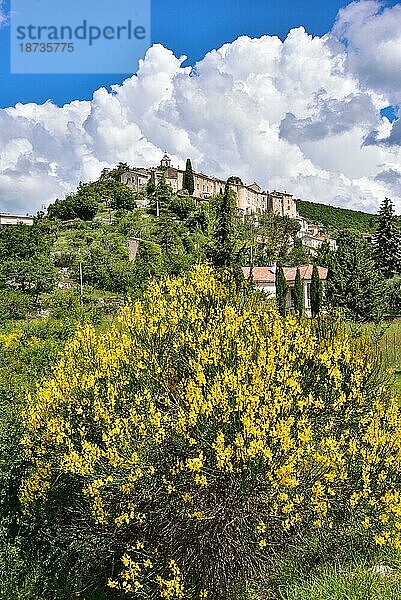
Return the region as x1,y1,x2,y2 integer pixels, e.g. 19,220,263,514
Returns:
267,191,298,219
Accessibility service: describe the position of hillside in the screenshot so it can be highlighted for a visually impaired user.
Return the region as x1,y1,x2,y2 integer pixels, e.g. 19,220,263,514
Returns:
296,198,379,233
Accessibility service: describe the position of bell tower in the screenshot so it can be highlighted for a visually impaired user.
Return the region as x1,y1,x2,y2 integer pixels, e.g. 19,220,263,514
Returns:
160,153,171,170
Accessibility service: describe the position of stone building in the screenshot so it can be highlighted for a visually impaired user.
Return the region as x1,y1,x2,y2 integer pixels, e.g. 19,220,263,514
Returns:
267,191,298,219
120,168,150,194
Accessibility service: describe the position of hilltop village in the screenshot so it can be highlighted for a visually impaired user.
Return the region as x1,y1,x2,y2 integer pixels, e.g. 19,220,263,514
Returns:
116,153,337,255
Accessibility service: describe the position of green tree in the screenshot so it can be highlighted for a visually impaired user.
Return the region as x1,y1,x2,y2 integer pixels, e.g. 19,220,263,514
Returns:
47,189,98,222
131,241,164,296
47,196,76,221
315,240,336,270
0,223,52,260
110,184,137,211
375,197,401,279
310,264,322,317
168,196,196,221
0,256,57,301
327,230,383,322
185,208,209,234
0,290,34,321
73,189,99,221
287,236,311,266
275,265,288,317
183,158,195,195
146,180,156,198
156,216,193,276
383,276,401,316
103,162,130,182
151,177,172,216
80,246,134,293
210,182,237,268
227,175,243,185
294,267,303,317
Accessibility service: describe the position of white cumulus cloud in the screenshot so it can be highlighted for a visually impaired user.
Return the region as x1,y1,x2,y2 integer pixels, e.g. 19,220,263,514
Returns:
333,0,401,103
0,2,401,215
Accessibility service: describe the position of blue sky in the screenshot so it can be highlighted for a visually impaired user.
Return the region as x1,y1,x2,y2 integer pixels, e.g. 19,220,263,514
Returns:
0,0,377,108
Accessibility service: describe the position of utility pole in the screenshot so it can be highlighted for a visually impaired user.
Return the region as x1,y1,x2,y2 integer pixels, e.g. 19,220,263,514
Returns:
79,261,83,303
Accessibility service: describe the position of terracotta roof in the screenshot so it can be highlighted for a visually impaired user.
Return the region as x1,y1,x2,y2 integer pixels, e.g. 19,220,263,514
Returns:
243,267,275,283
243,265,328,283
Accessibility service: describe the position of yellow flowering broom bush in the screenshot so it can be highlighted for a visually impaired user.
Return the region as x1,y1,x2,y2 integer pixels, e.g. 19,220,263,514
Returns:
21,265,401,599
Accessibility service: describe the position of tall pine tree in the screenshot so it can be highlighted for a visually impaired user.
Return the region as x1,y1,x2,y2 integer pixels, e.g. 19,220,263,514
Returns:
310,265,322,318
327,230,383,322
294,267,303,317
375,197,401,279
275,265,288,317
183,158,195,195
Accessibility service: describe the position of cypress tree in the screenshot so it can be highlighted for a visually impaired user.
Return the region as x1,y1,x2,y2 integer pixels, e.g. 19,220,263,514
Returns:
183,158,195,195
211,182,236,269
310,264,322,318
275,265,288,317
294,267,303,317
375,197,401,279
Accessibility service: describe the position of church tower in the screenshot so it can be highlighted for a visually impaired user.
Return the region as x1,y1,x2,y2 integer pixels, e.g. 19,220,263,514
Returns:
160,153,171,170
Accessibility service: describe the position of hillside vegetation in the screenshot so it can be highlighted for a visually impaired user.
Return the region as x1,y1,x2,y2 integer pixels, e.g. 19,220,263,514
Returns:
296,198,379,233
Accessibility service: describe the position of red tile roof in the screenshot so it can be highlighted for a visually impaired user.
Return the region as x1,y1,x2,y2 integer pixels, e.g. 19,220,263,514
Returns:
242,265,328,283
243,266,275,283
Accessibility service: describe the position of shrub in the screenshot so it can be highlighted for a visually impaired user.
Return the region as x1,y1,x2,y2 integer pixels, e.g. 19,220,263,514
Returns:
0,290,33,321
21,266,401,599
384,276,401,316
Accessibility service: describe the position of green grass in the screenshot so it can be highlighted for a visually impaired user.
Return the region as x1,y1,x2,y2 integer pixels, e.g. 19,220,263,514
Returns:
273,563,401,600
246,528,401,600
253,547,401,600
